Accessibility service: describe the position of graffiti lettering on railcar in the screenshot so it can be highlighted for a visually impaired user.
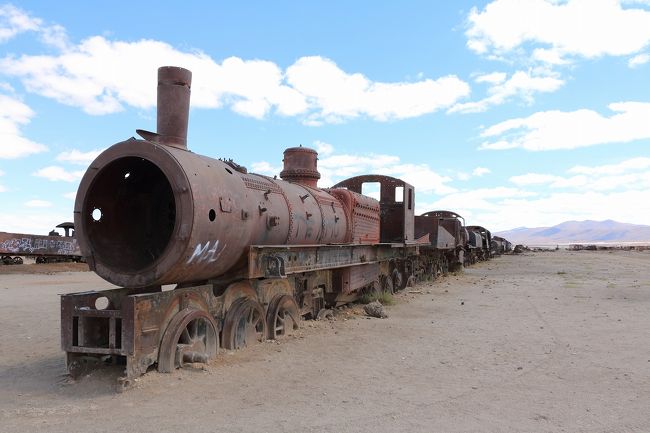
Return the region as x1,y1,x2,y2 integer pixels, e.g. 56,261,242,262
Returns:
1,237,78,254
186,240,224,264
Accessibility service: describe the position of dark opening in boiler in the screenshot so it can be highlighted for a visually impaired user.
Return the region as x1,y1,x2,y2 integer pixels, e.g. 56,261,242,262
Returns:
83,157,176,273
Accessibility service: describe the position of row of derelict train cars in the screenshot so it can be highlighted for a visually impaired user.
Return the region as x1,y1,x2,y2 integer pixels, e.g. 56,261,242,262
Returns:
24,67,513,386
0,222,83,265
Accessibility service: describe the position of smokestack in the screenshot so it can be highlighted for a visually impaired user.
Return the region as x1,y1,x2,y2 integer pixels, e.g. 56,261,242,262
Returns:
155,66,192,149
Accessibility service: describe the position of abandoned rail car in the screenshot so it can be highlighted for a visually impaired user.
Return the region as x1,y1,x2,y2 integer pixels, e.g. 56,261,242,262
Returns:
492,236,512,255
60,66,506,386
0,222,82,265
465,225,492,263
415,210,467,274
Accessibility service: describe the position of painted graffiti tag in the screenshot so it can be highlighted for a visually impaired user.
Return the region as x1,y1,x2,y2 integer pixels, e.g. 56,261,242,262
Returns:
1,236,79,255
186,240,225,264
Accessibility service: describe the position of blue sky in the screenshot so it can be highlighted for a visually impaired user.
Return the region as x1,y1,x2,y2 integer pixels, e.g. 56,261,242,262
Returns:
1,0,649,234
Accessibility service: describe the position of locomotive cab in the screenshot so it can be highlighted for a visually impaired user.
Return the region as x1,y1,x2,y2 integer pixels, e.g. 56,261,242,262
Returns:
332,175,415,243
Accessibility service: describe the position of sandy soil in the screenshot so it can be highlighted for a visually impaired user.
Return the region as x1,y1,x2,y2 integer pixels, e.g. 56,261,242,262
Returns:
0,262,89,275
1,250,649,433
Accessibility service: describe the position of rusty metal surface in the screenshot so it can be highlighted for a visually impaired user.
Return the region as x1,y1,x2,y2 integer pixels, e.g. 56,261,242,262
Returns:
465,227,483,249
280,147,320,188
74,140,353,288
136,66,192,149
332,175,415,243
415,216,454,249
247,243,417,279
335,263,379,294
492,236,511,254
466,225,491,249
415,210,467,251
327,188,380,244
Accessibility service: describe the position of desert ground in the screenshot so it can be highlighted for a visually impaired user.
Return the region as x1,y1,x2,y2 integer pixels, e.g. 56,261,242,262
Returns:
1,250,649,433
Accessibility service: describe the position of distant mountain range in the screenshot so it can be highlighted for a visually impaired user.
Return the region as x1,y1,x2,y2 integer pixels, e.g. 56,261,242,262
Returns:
494,220,650,245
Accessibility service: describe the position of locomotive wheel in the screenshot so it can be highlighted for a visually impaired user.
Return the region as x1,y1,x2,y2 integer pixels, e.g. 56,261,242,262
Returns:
222,298,266,350
392,268,406,291
158,308,218,373
441,256,449,276
381,274,395,294
266,295,300,340
433,260,441,278
423,259,435,281
12,257,23,265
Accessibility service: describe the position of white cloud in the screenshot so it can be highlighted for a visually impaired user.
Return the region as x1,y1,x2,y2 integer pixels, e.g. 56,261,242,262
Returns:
428,187,536,220
33,165,84,182
250,161,281,177
480,102,650,150
56,148,104,165
510,173,562,186
0,4,68,48
0,4,40,43
1,26,469,123
450,70,564,113
466,0,650,64
314,140,334,155
514,159,650,192
425,189,650,231
457,167,491,181
0,211,70,234
510,157,650,192
474,72,507,84
386,163,457,195
38,23,68,50
628,53,650,67
24,199,52,207
1,37,301,116
63,191,77,200
569,156,650,175
479,190,650,231
285,56,470,123
0,94,48,158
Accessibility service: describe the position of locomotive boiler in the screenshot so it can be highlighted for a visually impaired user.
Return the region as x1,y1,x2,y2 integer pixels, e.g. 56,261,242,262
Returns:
75,67,383,289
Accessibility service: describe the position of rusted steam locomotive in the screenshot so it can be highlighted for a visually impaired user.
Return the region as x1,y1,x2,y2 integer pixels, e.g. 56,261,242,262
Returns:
61,67,503,384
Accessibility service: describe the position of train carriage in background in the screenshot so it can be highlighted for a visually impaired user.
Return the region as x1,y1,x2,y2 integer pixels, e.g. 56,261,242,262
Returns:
492,236,512,255
0,222,82,265
465,225,492,263
415,210,467,275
